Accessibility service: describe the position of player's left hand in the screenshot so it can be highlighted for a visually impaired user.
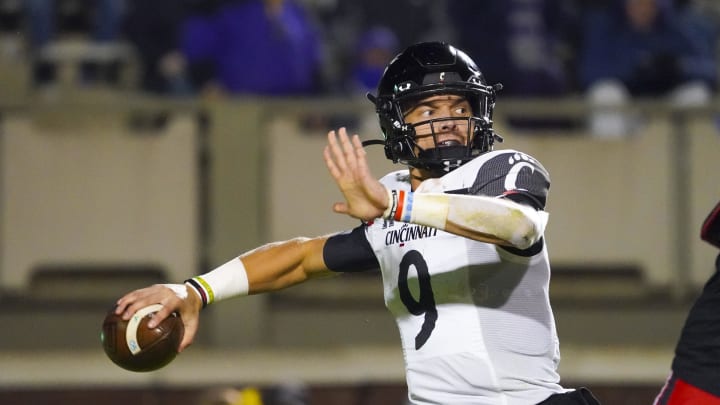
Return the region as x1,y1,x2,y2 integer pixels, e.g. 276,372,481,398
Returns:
324,127,388,221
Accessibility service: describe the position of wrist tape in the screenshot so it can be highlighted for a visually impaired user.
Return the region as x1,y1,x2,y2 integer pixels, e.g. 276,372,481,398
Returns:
383,189,447,230
185,257,249,308
383,189,414,222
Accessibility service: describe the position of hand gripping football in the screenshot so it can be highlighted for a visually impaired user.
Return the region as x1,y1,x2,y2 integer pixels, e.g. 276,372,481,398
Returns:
101,304,184,372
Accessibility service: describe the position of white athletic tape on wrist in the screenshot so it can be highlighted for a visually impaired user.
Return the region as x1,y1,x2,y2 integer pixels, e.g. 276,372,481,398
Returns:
126,303,164,355
409,192,447,229
382,188,397,219
185,257,249,307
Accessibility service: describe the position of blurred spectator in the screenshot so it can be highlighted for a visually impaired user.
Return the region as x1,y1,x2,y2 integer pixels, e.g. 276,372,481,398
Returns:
24,0,126,87
447,0,578,97
578,0,717,137
306,0,448,95
446,0,582,130
345,26,399,95
180,0,324,97
676,0,720,60
315,0,446,50
677,0,720,28
122,0,192,95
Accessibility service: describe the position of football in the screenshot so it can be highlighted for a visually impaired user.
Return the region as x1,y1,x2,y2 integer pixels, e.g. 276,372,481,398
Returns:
101,304,184,372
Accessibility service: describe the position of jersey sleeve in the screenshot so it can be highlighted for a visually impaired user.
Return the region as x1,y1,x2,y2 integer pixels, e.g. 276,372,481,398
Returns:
451,151,549,256
468,151,550,210
323,225,379,272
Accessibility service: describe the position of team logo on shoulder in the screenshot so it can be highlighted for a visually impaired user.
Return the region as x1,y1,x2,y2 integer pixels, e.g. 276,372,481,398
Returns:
469,151,549,201
505,153,536,191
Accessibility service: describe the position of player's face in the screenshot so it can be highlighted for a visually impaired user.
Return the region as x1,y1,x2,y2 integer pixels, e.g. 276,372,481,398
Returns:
403,94,472,151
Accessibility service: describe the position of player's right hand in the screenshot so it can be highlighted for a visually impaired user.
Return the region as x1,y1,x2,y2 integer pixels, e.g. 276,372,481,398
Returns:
115,283,202,352
324,127,389,221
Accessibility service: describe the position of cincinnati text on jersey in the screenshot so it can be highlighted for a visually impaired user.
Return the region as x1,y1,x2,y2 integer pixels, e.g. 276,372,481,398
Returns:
385,223,439,246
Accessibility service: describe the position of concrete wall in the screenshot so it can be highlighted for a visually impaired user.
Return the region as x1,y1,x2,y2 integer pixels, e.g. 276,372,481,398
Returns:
1,104,199,290
1,97,719,352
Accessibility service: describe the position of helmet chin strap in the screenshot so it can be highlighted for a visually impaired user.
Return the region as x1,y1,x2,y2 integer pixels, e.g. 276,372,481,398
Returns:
361,139,386,147
415,145,473,174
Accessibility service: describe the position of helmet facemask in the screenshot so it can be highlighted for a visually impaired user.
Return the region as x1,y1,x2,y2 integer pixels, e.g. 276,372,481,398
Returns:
375,84,499,175
411,115,486,172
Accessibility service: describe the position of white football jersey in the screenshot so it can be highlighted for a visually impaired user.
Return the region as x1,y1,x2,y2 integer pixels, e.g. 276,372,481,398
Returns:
363,149,566,404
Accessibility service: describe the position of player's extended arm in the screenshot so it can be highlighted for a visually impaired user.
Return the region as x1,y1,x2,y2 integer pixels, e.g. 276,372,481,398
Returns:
207,236,334,300
115,236,333,351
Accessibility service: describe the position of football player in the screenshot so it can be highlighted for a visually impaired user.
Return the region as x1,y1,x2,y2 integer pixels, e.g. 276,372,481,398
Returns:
654,200,720,404
116,42,600,405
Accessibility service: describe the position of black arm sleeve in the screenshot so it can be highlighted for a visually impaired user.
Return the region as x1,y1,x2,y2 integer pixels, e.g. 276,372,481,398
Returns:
323,225,379,272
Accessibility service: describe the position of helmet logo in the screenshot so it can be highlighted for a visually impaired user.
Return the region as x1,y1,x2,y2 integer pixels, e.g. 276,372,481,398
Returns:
392,121,409,131
439,72,445,82
395,82,412,93
443,160,463,172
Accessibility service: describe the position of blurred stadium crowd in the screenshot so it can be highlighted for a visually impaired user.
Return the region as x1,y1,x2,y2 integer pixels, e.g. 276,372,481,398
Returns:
0,0,718,106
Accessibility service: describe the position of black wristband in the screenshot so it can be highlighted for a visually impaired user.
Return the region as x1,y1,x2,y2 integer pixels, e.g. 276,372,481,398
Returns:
184,278,208,309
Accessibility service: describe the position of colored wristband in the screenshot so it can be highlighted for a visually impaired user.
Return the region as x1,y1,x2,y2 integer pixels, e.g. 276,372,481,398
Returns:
383,189,414,222
184,257,249,308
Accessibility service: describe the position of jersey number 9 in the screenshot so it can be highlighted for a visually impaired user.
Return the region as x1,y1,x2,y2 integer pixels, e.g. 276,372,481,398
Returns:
398,250,438,350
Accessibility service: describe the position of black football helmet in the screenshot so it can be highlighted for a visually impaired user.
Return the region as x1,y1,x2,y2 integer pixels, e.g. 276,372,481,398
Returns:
365,42,503,174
